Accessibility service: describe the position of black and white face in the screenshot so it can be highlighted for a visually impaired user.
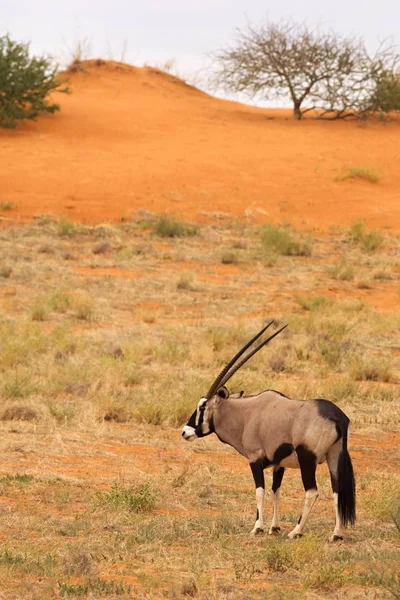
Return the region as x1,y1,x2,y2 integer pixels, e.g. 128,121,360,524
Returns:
181,398,213,441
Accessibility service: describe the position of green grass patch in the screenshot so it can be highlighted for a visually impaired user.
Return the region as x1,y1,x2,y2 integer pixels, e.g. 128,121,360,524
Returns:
96,482,155,513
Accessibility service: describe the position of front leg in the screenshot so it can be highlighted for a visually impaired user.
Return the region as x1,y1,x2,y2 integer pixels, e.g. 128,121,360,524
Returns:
250,461,265,535
269,466,285,534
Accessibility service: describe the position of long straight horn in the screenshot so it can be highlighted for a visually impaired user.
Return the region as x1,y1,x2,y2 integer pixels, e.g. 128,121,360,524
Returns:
205,321,275,400
218,323,288,389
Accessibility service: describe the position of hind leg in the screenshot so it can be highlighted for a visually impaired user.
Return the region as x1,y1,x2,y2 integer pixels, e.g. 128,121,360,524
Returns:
269,467,284,534
288,445,318,539
327,440,344,542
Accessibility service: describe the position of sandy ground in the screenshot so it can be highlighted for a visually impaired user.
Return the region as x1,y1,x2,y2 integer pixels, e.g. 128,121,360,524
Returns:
1,60,400,231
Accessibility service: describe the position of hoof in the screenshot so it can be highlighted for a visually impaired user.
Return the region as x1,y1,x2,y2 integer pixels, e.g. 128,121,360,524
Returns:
329,535,344,543
250,527,264,536
268,526,281,535
288,532,303,540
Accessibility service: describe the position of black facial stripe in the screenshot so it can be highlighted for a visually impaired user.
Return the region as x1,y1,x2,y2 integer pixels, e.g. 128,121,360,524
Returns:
186,410,197,429
197,404,206,425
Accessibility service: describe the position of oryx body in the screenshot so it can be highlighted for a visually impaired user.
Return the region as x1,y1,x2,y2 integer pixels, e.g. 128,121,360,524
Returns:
182,322,356,541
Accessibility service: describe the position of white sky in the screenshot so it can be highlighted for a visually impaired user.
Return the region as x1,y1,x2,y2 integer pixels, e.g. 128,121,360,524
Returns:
2,0,400,103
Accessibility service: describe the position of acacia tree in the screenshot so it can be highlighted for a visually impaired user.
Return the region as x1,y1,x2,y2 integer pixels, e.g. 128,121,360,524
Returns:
212,20,400,120
0,34,68,128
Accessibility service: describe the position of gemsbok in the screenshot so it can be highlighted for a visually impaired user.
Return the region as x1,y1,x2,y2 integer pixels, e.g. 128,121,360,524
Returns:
182,321,356,542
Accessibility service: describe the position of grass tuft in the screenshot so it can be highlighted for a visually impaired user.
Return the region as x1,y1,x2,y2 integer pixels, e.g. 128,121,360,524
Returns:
348,221,384,252
335,166,381,183
261,225,312,256
152,215,198,238
97,482,155,513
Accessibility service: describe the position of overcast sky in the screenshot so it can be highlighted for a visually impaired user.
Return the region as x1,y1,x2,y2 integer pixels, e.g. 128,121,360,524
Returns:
3,0,400,102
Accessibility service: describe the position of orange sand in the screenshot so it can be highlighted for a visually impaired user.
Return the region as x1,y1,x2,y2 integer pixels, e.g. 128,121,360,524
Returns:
1,60,400,231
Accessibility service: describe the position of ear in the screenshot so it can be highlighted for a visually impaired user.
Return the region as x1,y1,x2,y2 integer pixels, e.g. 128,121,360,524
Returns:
217,386,229,399
230,391,244,399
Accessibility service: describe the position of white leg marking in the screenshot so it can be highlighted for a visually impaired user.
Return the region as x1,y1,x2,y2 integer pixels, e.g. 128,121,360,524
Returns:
288,489,319,539
329,492,344,542
269,489,280,534
250,487,265,535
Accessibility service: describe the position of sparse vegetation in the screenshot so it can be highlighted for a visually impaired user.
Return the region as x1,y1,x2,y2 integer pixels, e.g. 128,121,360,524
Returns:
260,224,312,256
348,221,384,252
327,261,355,281
0,216,398,599
152,215,199,238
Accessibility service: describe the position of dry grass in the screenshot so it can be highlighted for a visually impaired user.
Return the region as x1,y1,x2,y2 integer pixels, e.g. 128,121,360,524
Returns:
0,215,399,599
335,166,381,183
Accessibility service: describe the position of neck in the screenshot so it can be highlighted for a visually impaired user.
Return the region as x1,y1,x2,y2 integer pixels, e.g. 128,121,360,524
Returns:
213,398,247,457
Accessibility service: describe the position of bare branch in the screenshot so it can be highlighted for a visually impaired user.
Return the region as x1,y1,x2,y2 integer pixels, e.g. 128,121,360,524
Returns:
210,19,400,120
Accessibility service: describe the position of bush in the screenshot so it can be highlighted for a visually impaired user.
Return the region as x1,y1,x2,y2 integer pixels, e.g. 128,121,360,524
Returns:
152,215,199,238
0,34,68,128
261,225,312,256
348,221,384,253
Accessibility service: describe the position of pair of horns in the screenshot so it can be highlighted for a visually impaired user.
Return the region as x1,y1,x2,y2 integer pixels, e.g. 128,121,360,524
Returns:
205,321,288,400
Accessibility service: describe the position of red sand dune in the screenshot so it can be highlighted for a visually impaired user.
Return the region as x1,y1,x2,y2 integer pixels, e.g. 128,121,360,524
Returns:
1,60,400,231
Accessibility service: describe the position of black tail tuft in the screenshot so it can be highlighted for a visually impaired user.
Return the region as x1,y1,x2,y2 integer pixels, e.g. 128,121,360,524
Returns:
338,427,356,527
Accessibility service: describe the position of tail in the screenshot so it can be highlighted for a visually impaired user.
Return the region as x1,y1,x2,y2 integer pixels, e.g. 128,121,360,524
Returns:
338,424,356,527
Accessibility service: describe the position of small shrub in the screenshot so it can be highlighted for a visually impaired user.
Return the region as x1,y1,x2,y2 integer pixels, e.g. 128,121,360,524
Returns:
350,356,392,382
357,279,373,289
269,351,288,372
327,261,354,281
348,221,384,253
262,540,293,572
71,293,95,321
335,166,381,183
373,269,393,281
302,562,346,590
181,579,199,597
177,273,197,291
152,216,198,238
31,302,48,321
49,290,71,313
38,244,55,254
58,219,80,237
1,405,38,421
221,251,239,264
261,225,312,256
0,201,17,210
3,374,35,399
92,241,109,255
295,295,329,311
98,482,155,513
